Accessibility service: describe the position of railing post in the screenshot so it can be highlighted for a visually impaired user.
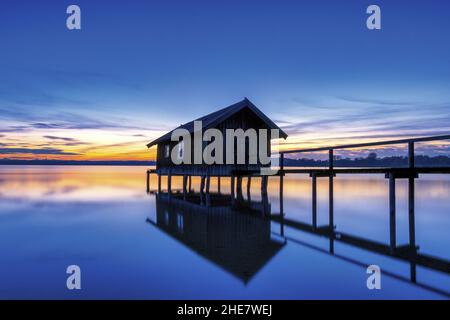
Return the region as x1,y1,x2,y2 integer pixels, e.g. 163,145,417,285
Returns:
389,174,396,250
312,173,317,229
280,153,284,217
280,153,284,171
329,149,334,170
328,149,334,232
408,142,415,168
408,177,416,249
408,141,416,255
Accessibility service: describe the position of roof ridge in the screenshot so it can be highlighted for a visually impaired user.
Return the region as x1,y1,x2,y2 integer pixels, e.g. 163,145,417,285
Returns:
146,99,287,148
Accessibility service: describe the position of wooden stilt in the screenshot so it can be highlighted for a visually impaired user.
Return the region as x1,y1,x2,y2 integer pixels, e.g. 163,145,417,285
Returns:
329,175,334,233
261,176,268,196
312,174,317,229
146,171,150,193
328,150,334,234
200,176,205,205
408,142,417,266
200,176,205,194
389,174,396,250
205,176,211,194
158,174,161,193
247,177,252,202
231,175,235,201
236,176,243,200
205,176,211,206
167,173,172,198
408,142,417,274
183,175,187,200
217,176,221,193
408,177,416,250
188,175,192,193
279,174,283,216
260,175,269,216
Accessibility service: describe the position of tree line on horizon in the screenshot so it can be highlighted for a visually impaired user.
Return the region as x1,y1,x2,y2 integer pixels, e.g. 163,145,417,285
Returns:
0,152,450,167
284,152,450,167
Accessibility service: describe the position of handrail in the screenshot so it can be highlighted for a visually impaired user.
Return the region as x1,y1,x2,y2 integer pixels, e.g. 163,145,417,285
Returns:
279,134,450,154
278,134,450,170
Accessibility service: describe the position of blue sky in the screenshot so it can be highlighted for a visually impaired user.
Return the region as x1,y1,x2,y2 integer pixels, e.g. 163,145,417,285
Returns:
0,0,449,159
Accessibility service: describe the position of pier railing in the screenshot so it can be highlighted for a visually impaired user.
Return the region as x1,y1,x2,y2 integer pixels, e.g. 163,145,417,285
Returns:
276,134,450,265
279,133,450,171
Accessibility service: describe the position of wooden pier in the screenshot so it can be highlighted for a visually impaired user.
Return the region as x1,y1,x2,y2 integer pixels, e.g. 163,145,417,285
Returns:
274,134,450,255
146,134,450,280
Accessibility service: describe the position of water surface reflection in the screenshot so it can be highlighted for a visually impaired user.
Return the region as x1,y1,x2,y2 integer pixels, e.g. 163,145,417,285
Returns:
0,166,448,299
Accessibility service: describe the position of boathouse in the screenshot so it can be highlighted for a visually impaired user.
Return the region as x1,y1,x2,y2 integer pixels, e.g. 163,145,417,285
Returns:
147,98,287,176
146,98,287,201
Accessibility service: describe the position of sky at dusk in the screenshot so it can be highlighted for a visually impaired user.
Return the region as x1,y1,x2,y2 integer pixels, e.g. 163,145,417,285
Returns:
0,0,450,160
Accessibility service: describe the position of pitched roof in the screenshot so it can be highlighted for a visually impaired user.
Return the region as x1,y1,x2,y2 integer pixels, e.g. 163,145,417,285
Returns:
146,98,288,148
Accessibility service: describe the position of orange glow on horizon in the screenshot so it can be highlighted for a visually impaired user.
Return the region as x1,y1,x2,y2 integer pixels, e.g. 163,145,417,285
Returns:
1,128,448,161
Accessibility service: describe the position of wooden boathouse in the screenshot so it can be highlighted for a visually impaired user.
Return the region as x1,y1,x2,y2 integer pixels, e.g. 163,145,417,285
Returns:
146,98,287,201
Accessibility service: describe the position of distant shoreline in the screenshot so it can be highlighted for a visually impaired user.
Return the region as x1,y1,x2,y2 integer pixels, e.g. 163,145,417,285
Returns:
0,160,156,166
1,154,449,167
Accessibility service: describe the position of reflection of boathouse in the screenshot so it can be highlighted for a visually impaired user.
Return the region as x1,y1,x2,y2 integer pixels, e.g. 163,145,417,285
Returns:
147,193,285,283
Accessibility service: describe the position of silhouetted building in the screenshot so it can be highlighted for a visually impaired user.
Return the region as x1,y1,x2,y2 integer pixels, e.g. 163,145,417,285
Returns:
146,98,288,176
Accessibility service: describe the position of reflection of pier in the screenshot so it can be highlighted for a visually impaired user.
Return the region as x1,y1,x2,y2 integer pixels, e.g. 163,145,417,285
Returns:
146,193,285,283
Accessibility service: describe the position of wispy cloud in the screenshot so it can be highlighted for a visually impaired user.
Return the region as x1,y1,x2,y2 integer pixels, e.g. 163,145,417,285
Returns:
0,148,80,155
337,96,414,106
42,135,91,146
43,135,78,142
0,107,148,133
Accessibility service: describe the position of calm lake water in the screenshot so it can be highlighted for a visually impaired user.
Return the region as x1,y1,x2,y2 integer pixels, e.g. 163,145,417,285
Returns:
0,165,449,299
